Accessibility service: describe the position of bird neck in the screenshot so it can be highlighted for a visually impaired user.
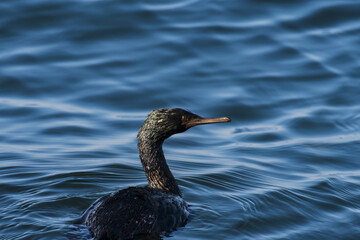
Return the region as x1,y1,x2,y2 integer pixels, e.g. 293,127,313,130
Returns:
138,134,182,196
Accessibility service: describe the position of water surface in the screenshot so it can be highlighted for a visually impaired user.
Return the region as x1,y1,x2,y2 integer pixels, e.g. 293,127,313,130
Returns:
1,0,360,239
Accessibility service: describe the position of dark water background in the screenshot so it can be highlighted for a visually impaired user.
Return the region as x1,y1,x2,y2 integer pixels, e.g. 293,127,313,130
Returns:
1,0,360,239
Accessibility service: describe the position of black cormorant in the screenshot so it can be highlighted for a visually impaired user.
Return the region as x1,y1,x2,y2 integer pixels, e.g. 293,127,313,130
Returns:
82,108,230,240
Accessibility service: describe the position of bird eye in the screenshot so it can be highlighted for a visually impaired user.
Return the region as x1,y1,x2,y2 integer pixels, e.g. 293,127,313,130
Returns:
181,115,187,123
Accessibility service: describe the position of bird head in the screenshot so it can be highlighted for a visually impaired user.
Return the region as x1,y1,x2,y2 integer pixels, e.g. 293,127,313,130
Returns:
138,108,231,142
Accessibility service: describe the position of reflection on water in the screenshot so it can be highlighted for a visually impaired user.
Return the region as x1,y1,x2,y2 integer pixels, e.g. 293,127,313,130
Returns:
1,0,360,239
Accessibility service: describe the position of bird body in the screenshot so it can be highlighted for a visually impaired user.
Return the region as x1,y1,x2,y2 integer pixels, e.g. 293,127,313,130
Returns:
85,187,188,240
82,108,230,239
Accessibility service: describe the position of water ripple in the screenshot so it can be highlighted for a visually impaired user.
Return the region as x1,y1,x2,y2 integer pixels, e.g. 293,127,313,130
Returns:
1,0,360,239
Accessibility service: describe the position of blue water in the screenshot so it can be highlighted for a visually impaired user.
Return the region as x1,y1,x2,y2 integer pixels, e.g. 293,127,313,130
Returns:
1,0,360,239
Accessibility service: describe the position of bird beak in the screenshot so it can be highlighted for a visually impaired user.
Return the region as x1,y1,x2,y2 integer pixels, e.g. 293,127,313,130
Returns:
185,116,231,128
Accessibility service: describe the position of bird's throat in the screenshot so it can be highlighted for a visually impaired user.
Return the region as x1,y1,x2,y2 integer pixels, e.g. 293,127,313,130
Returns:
138,135,182,196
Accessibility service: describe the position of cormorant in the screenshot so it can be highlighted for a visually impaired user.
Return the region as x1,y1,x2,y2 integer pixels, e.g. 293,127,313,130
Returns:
82,108,230,240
